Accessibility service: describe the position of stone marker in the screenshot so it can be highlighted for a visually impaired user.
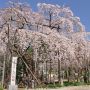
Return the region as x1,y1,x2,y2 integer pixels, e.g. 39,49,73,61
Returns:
8,57,18,90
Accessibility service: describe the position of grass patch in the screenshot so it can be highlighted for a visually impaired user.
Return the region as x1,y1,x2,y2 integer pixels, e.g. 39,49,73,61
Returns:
45,81,85,88
35,81,90,89
0,85,3,90
47,83,62,88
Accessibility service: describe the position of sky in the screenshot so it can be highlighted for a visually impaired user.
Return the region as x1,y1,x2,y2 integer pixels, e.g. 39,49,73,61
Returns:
0,0,90,32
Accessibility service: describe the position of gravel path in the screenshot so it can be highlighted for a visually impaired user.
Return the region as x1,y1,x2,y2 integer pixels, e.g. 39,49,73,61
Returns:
18,86,90,90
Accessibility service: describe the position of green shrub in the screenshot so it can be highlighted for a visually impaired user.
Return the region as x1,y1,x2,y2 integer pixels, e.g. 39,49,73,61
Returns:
64,81,73,86
86,83,90,85
63,81,84,86
55,83,62,87
73,82,82,86
47,83,62,88
47,83,56,88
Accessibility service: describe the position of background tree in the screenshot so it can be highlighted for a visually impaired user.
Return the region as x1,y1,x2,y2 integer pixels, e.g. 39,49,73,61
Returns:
0,1,90,88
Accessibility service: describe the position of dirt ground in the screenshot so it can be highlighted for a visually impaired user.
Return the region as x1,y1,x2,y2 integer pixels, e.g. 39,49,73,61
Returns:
17,85,90,90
